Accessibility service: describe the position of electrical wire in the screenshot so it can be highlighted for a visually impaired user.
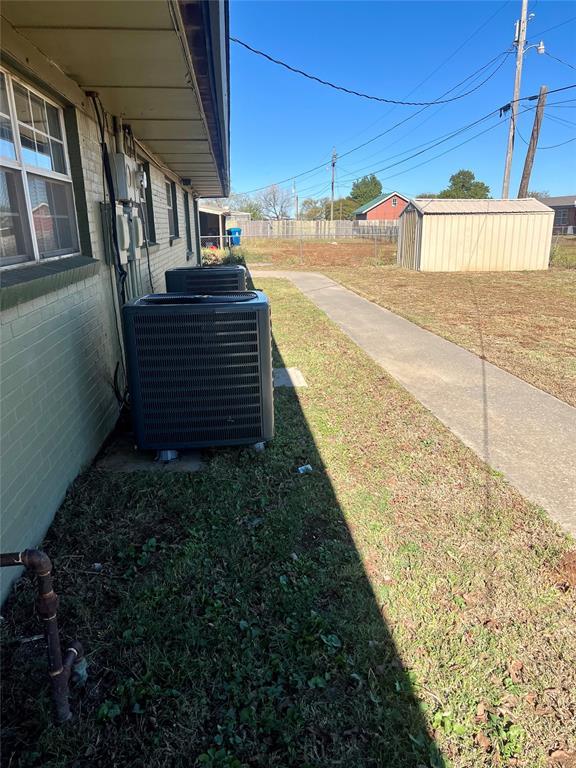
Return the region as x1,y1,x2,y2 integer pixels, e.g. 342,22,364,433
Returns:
335,101,566,188
529,15,576,38
335,50,512,163
89,93,128,304
516,126,576,149
324,95,576,187
89,94,129,405
231,37,512,106
544,51,576,71
547,113,576,128
238,51,514,195
137,200,155,293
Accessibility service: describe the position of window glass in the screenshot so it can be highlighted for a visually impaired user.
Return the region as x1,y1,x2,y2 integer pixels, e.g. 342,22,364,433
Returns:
30,92,48,134
141,162,156,243
0,117,15,160
46,103,62,140
166,180,176,237
184,191,192,253
14,83,67,173
1,69,79,266
28,174,78,258
13,83,32,125
34,132,52,170
50,140,66,173
19,124,37,165
0,168,33,266
0,73,10,117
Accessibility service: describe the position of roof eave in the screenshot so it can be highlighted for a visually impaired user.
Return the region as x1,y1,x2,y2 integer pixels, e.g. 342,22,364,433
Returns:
178,0,230,197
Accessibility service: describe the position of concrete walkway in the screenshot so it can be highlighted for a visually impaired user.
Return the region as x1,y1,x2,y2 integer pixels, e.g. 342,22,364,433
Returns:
252,270,576,536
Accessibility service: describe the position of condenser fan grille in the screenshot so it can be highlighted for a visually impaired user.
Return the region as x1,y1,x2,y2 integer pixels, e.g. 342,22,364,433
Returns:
132,310,263,444
177,274,245,292
165,265,247,294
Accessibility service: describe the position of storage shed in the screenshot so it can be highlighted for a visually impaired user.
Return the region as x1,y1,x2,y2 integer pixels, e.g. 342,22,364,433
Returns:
398,198,554,272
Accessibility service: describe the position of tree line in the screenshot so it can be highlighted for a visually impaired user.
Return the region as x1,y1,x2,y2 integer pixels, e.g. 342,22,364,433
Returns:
208,170,549,220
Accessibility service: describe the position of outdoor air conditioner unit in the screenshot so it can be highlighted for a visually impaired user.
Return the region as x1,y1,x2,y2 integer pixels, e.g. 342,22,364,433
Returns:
122,291,274,450
165,265,247,293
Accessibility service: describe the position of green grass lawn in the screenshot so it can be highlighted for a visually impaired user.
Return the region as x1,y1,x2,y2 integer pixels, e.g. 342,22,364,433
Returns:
1,279,574,768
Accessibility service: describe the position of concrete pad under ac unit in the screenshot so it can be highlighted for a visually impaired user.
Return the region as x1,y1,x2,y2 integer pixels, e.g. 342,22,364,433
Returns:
96,434,204,473
273,368,308,388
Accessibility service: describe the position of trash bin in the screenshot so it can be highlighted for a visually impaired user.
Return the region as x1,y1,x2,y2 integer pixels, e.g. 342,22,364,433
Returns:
227,227,242,246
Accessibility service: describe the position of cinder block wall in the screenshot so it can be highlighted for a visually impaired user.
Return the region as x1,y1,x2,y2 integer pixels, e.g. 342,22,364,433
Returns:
0,105,196,602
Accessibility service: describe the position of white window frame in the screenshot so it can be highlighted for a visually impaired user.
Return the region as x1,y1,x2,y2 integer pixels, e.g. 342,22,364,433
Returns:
165,180,174,238
392,196,398,207
555,208,568,226
165,178,178,239
0,67,81,269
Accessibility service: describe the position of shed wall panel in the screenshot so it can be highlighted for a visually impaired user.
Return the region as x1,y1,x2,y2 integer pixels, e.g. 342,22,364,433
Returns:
418,212,553,272
398,208,420,269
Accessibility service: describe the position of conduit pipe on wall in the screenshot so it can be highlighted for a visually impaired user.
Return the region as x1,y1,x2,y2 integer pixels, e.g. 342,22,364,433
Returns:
0,549,87,723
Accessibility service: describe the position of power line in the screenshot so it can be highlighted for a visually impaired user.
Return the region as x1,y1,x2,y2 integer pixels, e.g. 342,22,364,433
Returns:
332,0,512,150
516,125,576,149
231,37,513,106
237,51,513,195
336,52,512,161
545,51,576,71
547,113,576,128
529,15,576,38
333,98,575,187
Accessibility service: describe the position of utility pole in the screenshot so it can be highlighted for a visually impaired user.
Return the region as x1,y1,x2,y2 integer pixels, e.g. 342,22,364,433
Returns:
502,0,528,198
330,147,337,222
518,85,548,198
292,180,299,220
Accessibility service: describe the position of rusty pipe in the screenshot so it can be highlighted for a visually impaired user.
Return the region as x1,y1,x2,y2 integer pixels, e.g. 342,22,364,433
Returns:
0,549,86,723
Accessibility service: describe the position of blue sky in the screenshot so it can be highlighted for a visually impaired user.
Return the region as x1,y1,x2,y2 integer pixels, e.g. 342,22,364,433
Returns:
229,0,576,199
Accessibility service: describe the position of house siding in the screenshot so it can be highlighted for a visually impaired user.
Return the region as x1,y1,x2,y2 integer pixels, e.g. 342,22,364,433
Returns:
356,196,409,221
0,67,199,602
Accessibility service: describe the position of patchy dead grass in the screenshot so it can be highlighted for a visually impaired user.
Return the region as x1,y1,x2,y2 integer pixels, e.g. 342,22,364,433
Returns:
241,237,397,268
551,236,576,270
1,279,574,767
308,265,576,407
241,237,575,405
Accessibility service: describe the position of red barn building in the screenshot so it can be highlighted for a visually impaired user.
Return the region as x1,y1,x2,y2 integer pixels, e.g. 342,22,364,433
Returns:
353,191,409,220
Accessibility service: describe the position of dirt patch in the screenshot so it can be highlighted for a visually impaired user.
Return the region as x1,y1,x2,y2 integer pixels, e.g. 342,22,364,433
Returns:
243,237,397,268
555,550,576,589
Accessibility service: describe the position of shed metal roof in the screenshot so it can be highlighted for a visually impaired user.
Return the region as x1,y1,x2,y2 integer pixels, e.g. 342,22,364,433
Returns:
408,198,553,215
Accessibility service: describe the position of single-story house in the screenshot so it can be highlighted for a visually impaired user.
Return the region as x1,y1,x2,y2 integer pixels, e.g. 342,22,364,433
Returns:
353,191,409,221
541,195,576,235
0,0,230,602
398,198,554,272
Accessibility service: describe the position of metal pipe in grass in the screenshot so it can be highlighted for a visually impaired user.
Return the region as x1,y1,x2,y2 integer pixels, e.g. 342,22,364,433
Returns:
0,549,87,724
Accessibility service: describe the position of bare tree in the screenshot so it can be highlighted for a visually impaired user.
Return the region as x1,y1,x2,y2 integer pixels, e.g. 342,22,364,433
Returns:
256,185,292,220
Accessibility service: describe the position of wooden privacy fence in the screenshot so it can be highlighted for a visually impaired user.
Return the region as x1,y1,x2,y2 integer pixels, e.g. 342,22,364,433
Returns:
225,219,399,241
